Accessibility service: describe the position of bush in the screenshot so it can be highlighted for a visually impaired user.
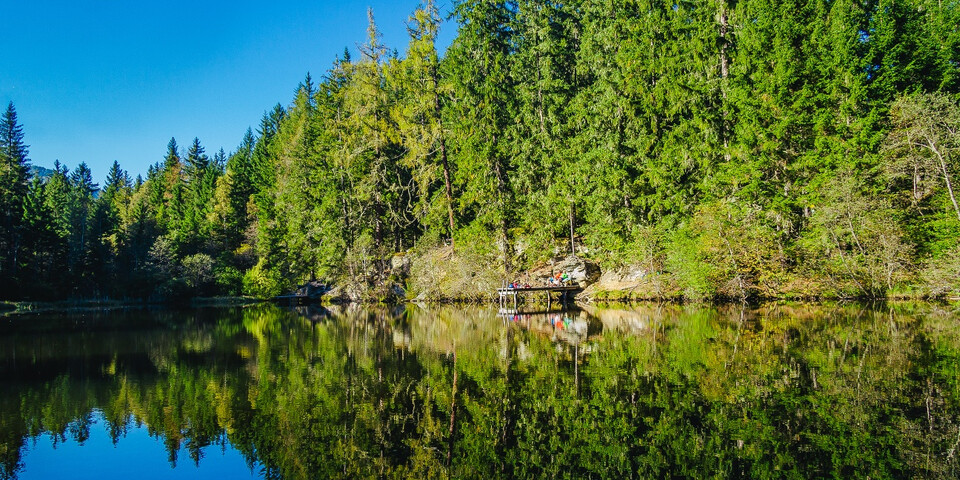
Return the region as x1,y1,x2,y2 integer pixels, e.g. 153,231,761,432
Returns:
182,253,215,290
665,202,787,301
920,246,960,298
242,258,284,298
214,265,243,296
798,174,913,298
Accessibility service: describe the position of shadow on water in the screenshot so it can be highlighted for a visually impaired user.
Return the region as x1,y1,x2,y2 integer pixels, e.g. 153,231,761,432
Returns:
2,302,960,479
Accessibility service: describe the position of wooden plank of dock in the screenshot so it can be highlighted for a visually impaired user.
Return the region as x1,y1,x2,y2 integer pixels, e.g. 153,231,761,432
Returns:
496,286,581,293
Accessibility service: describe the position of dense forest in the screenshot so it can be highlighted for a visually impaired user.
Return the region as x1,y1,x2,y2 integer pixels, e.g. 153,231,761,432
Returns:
0,0,958,301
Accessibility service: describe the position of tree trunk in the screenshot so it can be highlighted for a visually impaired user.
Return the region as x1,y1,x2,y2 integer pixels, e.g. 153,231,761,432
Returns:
719,6,729,80
719,4,731,161
446,348,458,467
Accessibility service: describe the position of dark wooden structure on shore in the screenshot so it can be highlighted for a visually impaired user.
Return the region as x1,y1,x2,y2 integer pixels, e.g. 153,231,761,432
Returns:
497,285,580,310
273,281,330,305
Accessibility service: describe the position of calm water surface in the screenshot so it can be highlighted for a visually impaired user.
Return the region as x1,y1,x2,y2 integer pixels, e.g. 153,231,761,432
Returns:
1,303,959,479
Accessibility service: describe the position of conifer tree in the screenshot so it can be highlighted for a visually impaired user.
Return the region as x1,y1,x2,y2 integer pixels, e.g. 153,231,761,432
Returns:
0,102,30,283
44,161,71,238
66,162,98,291
395,0,455,246
509,0,581,254
445,0,517,266
345,8,408,251
20,176,61,297
217,129,257,250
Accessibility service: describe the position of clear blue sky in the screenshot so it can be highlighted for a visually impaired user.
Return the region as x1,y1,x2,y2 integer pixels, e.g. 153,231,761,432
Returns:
2,0,455,184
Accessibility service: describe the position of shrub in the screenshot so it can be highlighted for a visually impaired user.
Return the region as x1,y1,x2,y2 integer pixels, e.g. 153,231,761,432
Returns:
242,258,284,298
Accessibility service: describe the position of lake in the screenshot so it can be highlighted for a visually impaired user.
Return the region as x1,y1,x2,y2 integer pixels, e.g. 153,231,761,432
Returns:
1,302,959,479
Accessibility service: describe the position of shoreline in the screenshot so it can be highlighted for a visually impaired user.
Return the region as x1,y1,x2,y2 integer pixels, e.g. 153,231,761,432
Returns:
3,293,956,317
0,296,264,316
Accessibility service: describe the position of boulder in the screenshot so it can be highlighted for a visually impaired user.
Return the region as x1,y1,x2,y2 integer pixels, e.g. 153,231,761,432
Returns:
531,256,601,286
295,280,330,298
391,254,411,275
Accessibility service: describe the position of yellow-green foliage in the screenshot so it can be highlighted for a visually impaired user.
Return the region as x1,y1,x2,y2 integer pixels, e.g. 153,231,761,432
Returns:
921,246,960,298
665,201,787,301
242,258,283,298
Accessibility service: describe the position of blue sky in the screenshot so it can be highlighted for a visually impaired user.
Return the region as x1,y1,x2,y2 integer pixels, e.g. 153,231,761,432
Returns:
2,0,455,184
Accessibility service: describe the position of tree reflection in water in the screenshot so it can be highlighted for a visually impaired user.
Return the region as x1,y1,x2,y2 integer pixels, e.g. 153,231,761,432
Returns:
1,302,959,479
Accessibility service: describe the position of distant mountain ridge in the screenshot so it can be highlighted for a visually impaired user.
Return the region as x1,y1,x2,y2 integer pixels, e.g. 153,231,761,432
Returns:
29,165,54,181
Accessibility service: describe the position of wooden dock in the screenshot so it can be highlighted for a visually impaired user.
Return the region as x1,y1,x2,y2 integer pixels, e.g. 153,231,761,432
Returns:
497,285,580,310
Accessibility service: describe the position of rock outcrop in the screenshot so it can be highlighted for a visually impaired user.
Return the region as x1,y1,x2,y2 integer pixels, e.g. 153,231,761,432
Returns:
295,281,330,299
529,255,601,286
576,264,677,301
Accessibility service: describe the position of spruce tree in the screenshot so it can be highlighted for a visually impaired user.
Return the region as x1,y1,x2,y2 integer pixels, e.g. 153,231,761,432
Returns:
66,162,98,292
0,102,30,285
445,0,517,266
20,176,61,298
396,0,456,246
222,128,257,248
345,8,407,251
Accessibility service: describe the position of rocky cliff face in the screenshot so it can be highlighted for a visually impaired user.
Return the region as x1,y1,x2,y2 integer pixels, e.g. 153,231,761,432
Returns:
529,256,601,286
577,265,678,301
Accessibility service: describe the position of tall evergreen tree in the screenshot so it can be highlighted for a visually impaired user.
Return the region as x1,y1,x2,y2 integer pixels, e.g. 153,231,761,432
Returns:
445,0,517,266
509,0,581,255
20,176,61,298
66,162,98,293
183,137,209,181
395,0,457,247
0,102,30,285
217,128,257,250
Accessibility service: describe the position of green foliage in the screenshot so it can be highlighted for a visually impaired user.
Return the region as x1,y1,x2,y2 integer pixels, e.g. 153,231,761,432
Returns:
242,258,283,298
798,174,913,298
0,102,30,288
920,245,960,298
213,264,243,296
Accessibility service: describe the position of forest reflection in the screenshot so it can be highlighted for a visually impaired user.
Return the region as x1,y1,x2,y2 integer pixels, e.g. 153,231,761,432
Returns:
1,302,959,479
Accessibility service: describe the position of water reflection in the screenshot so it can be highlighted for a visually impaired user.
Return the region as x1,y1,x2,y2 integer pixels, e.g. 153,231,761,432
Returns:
1,303,959,478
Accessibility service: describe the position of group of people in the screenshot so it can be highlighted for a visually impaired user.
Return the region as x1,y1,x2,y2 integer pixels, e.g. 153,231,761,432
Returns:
505,271,573,289
548,271,571,286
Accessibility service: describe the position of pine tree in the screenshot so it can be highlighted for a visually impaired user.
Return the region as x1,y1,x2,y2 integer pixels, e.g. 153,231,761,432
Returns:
95,160,133,291
163,137,180,169
244,105,286,290
509,0,581,255
0,102,30,286
219,128,257,250
178,137,218,253
153,137,185,232
444,0,517,266
66,162,98,292
20,176,62,298
44,161,72,238
183,137,209,181
395,0,456,247
344,8,408,252
271,75,321,282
